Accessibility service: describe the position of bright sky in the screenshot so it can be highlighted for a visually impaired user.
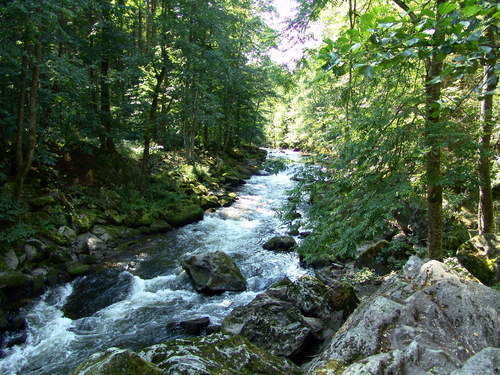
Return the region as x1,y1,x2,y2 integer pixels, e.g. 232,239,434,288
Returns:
265,0,323,69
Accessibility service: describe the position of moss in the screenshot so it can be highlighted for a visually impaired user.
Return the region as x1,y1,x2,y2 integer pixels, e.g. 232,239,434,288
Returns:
0,271,31,288
67,263,91,277
164,204,204,227
72,348,162,375
140,333,301,375
457,234,499,285
313,360,348,375
71,209,101,233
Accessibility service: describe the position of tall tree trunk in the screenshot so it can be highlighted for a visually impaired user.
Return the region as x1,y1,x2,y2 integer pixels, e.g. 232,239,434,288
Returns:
478,24,497,234
15,41,41,200
100,0,114,152
424,0,446,260
141,67,166,180
15,52,29,174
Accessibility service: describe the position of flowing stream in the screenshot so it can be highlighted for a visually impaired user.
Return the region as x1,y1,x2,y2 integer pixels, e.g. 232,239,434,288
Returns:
0,150,308,375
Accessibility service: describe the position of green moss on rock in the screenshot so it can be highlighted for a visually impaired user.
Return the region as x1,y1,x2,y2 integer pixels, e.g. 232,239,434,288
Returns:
457,234,499,285
139,333,302,375
164,204,204,227
0,271,31,288
72,348,162,375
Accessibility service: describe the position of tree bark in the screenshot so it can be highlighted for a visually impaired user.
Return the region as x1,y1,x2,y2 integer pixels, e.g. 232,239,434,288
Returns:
15,41,41,200
424,0,446,260
100,0,114,152
141,66,166,179
15,52,29,173
478,24,497,234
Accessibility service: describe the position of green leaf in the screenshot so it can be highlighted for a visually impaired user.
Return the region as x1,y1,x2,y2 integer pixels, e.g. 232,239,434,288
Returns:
406,38,420,47
438,2,458,15
462,5,481,17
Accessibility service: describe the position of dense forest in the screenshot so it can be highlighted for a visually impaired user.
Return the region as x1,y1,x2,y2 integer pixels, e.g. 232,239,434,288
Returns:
0,0,498,374
269,0,498,267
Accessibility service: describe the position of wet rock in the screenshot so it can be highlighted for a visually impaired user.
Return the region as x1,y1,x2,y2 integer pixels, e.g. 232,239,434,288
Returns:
66,263,91,277
181,251,246,295
75,233,107,256
72,348,162,375
4,250,19,270
354,240,390,275
4,330,28,348
222,293,314,358
306,256,500,375
167,317,210,335
457,234,499,285
63,269,133,320
139,333,301,375
263,236,297,252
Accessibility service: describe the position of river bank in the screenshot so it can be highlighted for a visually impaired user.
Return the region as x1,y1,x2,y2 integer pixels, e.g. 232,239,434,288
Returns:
0,145,267,354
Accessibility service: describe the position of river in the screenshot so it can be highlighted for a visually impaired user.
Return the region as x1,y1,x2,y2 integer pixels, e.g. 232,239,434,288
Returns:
0,150,308,375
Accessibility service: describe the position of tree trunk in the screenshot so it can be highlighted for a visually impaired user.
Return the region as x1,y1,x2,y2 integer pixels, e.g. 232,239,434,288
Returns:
100,0,114,152
141,67,166,180
478,24,497,234
15,52,29,174
15,41,41,200
424,0,446,260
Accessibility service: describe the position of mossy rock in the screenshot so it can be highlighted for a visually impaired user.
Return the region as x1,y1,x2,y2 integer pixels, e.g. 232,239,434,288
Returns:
164,204,204,227
139,333,301,375
0,271,32,288
72,348,162,375
312,360,348,375
72,210,102,233
67,263,91,277
457,234,499,285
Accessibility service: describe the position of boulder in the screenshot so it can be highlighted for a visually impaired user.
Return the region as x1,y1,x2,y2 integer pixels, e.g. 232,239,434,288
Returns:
139,333,301,375
167,317,210,335
66,263,91,277
263,236,297,252
72,348,162,375
4,250,19,270
222,293,314,358
306,256,500,375
63,270,133,319
457,234,499,285
222,276,358,359
75,233,107,256
164,204,204,227
0,271,31,289
148,220,172,234
354,240,390,275
181,251,246,294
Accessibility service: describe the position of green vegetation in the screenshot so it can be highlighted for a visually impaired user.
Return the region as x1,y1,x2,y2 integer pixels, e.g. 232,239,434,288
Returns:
267,0,498,266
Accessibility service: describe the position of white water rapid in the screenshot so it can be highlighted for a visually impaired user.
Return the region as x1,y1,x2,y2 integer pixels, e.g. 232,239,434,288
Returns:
0,150,308,375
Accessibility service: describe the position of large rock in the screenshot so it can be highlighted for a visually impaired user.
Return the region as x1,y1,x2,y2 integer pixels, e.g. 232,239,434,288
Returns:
306,256,500,375
139,333,301,375
457,234,499,285
63,269,133,319
354,240,390,275
181,251,246,294
72,348,162,375
263,236,297,252
4,250,19,270
164,204,204,227
75,233,107,256
222,276,358,359
222,293,314,358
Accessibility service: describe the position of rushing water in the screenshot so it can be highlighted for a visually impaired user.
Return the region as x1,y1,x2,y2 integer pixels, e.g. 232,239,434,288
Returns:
0,150,308,375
